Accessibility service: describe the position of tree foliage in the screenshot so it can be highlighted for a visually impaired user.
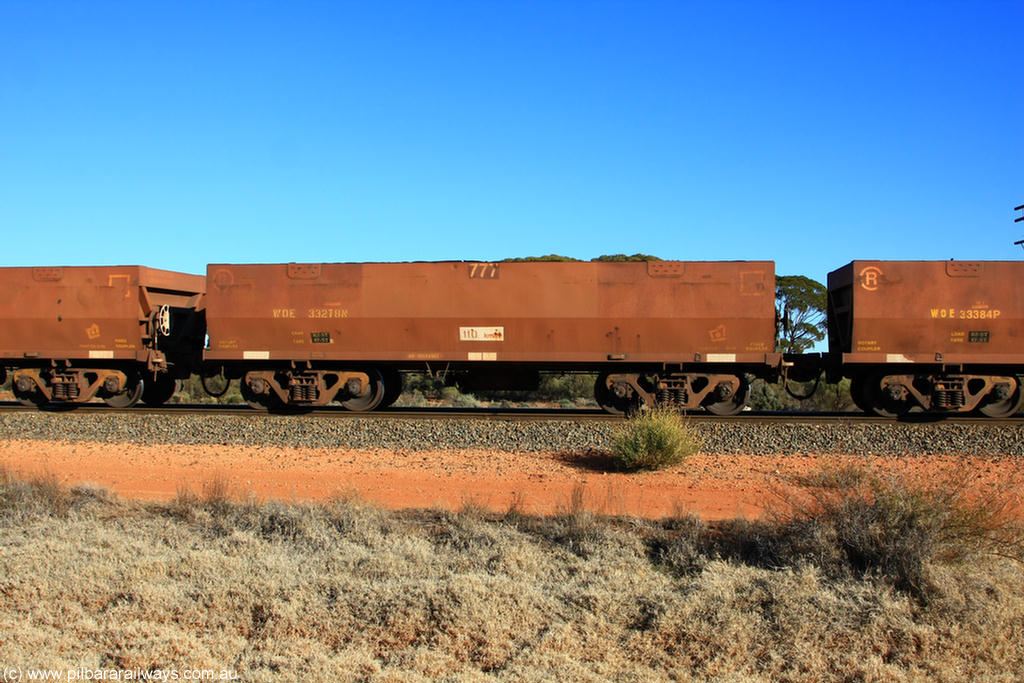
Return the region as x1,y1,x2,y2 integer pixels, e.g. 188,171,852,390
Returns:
501,254,583,262
776,275,827,353
746,376,855,412
590,253,662,262
502,254,663,262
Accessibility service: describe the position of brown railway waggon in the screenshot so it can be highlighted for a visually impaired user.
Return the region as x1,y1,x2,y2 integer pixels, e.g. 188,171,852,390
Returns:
0,266,205,407
3,258,1022,418
203,260,781,414
826,260,1024,417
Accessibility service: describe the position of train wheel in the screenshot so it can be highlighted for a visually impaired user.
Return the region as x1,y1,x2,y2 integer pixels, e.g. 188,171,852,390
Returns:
241,377,277,411
342,369,386,412
849,376,872,414
862,374,911,418
13,386,45,408
378,369,403,409
142,375,178,407
103,375,144,408
594,372,637,415
703,376,749,416
979,379,1022,418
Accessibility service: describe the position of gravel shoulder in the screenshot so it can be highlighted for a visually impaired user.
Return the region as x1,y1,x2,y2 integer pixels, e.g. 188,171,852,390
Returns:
2,410,1024,454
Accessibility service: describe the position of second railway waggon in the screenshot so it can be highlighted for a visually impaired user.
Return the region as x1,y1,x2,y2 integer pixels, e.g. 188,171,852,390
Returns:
203,260,779,414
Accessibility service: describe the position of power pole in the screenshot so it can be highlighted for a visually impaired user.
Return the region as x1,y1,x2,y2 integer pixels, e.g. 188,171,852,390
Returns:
1015,204,1024,249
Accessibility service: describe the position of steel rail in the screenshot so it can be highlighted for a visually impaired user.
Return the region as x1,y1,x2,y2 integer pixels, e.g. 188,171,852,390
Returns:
0,401,1020,426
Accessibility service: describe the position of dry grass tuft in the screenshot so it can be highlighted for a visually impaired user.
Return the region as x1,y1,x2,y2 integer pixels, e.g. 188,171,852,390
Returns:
761,460,1024,599
169,481,201,520
558,481,589,519
458,494,492,519
503,490,527,524
0,463,71,520
201,474,233,512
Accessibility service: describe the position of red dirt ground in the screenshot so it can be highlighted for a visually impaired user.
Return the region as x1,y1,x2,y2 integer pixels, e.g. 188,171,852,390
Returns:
2,439,1022,519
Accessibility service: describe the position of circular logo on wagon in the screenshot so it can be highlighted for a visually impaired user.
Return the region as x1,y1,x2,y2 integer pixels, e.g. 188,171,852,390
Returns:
212,268,235,290
859,266,883,291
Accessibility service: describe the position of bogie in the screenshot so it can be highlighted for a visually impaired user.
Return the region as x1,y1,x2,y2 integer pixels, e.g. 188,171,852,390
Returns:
851,372,1019,418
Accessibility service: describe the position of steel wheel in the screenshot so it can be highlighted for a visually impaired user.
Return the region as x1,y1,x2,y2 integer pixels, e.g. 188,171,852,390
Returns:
13,385,45,407
849,376,872,414
862,373,911,418
703,376,749,416
378,369,403,409
241,378,276,411
342,369,386,412
979,379,1022,418
594,372,636,415
142,374,178,407
103,376,144,408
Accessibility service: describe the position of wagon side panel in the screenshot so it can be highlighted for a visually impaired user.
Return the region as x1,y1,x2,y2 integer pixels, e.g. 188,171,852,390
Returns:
204,260,776,367
840,260,1024,366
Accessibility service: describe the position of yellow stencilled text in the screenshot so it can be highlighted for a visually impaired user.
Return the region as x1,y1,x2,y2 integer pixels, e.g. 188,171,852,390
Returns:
308,308,348,319
930,308,1001,320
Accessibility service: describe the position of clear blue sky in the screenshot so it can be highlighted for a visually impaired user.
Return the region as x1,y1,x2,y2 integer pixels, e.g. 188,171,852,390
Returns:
1,1,1021,284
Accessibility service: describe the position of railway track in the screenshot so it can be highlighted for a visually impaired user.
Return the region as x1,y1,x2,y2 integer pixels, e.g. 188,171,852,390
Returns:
0,400,1020,426
2,401,1022,456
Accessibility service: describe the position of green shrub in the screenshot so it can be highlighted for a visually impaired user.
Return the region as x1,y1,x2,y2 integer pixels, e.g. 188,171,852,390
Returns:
395,388,428,407
745,375,856,412
610,409,702,471
451,392,481,408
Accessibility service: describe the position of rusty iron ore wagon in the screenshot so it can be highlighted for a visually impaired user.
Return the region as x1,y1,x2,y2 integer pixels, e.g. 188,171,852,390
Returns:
3,258,1022,418
826,260,1024,417
0,266,205,407
203,260,781,414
